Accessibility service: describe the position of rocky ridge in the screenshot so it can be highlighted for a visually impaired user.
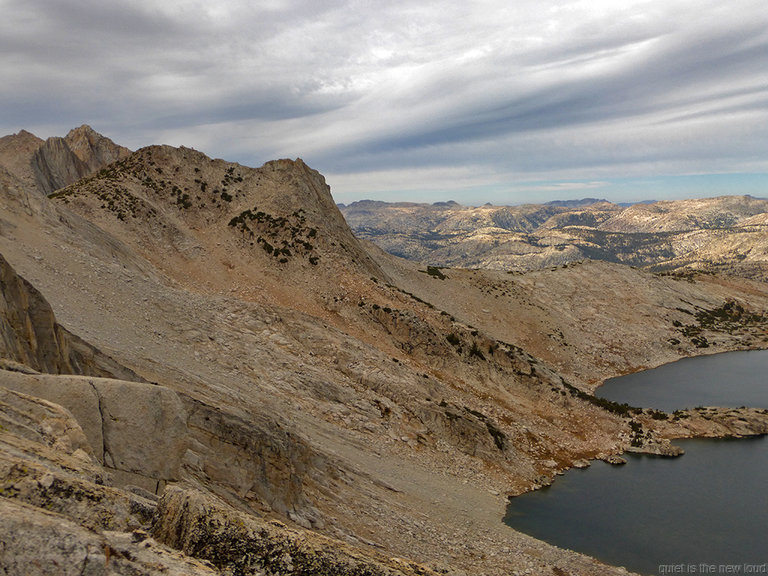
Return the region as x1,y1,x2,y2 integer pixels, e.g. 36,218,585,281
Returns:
1,127,768,575
32,125,132,195
0,129,44,192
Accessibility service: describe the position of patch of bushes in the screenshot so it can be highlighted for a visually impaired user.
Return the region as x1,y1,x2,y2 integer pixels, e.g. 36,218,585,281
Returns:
228,205,319,264
691,335,709,348
629,420,645,447
469,341,485,360
560,380,639,417
422,266,447,280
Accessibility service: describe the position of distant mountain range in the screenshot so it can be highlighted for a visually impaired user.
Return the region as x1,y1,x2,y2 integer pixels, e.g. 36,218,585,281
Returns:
340,196,768,281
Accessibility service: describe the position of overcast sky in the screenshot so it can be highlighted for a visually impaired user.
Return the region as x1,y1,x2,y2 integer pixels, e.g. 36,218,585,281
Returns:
3,0,768,205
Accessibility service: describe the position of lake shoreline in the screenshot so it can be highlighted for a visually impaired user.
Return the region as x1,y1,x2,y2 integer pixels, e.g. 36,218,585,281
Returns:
505,349,768,574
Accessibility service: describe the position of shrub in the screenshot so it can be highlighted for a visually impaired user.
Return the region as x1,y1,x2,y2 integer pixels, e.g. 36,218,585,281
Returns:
425,266,447,280
469,341,486,360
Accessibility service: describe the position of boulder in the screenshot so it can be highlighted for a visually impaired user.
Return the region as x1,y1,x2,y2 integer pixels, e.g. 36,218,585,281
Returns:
0,371,188,485
0,385,92,457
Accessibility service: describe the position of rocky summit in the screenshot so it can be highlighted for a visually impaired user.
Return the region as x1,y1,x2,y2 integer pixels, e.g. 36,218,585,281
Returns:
2,127,768,576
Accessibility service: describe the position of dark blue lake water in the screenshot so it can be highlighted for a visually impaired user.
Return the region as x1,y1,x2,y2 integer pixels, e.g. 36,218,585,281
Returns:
504,350,768,576
598,350,768,412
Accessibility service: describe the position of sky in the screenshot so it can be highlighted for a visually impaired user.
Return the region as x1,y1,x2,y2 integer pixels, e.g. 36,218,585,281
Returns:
2,0,768,205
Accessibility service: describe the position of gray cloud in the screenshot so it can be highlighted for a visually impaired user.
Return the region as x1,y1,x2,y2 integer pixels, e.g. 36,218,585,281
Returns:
2,0,767,203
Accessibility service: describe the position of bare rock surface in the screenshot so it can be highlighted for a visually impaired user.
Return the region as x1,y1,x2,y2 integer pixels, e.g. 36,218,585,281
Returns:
31,125,132,195
0,251,141,380
0,371,187,483
0,385,92,457
0,125,130,197
153,485,442,576
0,129,44,192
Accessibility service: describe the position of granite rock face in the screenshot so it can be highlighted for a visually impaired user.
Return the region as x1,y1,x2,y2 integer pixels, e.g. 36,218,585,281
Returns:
0,252,139,380
0,385,92,457
0,125,130,197
152,486,439,576
0,371,188,485
32,125,131,195
0,129,44,192
0,390,215,576
0,382,437,576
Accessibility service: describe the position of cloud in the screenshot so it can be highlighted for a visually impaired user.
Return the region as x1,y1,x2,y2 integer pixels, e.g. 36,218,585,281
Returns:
2,0,767,203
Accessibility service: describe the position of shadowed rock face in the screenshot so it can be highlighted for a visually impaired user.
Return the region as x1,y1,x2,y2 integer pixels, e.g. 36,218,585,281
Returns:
24,125,132,195
0,129,44,192
0,251,139,380
32,136,91,195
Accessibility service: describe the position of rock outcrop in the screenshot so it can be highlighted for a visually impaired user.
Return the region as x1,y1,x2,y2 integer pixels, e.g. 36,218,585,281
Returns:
31,125,132,195
0,390,438,576
178,394,328,519
0,371,187,490
0,385,92,457
0,129,44,192
0,252,140,380
153,486,439,576
0,125,131,197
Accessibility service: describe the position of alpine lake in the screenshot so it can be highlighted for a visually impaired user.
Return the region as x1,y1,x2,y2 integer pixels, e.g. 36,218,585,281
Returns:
504,350,768,576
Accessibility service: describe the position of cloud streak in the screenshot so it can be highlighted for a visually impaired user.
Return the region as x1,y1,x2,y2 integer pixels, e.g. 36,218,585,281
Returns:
2,0,767,204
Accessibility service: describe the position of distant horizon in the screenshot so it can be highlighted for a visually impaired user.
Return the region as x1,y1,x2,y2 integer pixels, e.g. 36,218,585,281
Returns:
329,173,768,207
6,124,767,208
337,189,768,209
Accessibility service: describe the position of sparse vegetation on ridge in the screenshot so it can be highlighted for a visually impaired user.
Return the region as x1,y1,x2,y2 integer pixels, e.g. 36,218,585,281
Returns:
228,206,320,264
671,299,768,348
422,265,447,280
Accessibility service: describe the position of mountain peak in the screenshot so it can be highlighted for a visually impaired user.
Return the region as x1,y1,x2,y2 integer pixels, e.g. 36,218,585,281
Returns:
31,126,131,194
65,124,97,137
0,129,45,191
15,129,41,140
